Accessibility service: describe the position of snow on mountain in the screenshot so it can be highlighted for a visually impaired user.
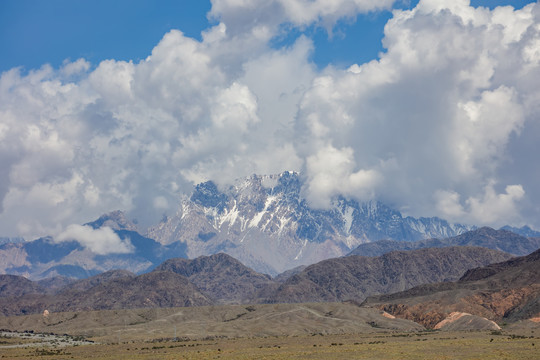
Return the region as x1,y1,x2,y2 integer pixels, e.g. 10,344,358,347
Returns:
0,172,477,279
147,172,473,275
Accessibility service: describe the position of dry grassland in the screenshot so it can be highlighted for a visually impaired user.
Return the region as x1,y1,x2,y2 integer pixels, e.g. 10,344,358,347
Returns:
0,303,423,341
0,303,538,359
1,331,539,359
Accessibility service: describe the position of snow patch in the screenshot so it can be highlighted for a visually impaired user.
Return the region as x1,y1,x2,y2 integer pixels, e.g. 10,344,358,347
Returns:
249,209,266,228
342,205,354,234
278,214,291,234
218,201,239,229
249,195,277,228
180,201,191,220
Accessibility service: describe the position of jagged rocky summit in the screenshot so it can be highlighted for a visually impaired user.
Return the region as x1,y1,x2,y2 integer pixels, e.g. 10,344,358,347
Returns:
148,172,472,275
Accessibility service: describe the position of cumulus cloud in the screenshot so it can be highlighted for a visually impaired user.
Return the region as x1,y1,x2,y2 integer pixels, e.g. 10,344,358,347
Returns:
304,145,380,208
435,182,525,227
56,225,133,255
60,58,90,78
453,86,524,177
209,0,396,35
294,0,539,225
0,0,539,241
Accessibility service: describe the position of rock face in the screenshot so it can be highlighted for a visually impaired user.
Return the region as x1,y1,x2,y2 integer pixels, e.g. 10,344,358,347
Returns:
154,253,275,304
263,247,512,303
148,172,472,274
58,269,136,293
364,248,540,328
0,274,45,298
36,276,76,294
84,210,139,232
0,270,212,316
52,271,213,311
348,227,540,257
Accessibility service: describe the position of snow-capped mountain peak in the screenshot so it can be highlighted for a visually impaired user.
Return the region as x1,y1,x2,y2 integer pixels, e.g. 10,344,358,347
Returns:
147,172,472,275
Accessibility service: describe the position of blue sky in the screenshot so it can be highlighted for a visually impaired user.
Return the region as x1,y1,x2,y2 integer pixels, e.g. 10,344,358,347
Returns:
0,0,539,239
0,1,211,71
2,0,535,73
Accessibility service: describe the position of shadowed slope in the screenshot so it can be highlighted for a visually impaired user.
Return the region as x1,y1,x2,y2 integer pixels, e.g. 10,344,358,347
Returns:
154,253,275,304
266,247,512,303
349,227,540,257
0,274,46,298
0,271,212,316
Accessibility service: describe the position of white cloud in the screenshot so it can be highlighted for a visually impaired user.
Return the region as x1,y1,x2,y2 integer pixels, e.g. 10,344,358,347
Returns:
435,182,525,227
294,0,539,225
304,145,380,208
153,196,169,210
88,59,134,105
60,58,90,78
0,0,539,239
211,82,260,130
209,0,396,35
453,86,524,177
56,225,134,255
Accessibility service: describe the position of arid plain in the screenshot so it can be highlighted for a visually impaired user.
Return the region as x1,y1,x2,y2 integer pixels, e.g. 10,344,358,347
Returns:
1,302,539,359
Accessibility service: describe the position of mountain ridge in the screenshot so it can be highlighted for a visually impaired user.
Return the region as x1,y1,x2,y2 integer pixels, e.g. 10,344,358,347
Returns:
1,172,538,279
363,248,540,328
264,246,513,304
348,227,540,257
153,253,274,304
0,246,516,317
147,172,474,274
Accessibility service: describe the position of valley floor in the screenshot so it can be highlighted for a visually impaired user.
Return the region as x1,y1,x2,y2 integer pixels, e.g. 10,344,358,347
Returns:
1,331,539,359
0,303,538,359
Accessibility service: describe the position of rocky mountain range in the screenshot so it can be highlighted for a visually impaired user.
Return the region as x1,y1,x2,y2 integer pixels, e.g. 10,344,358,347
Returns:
154,253,274,304
147,172,473,274
0,246,515,317
263,247,513,303
0,172,538,280
500,225,540,238
348,227,540,257
0,270,212,316
363,248,540,328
